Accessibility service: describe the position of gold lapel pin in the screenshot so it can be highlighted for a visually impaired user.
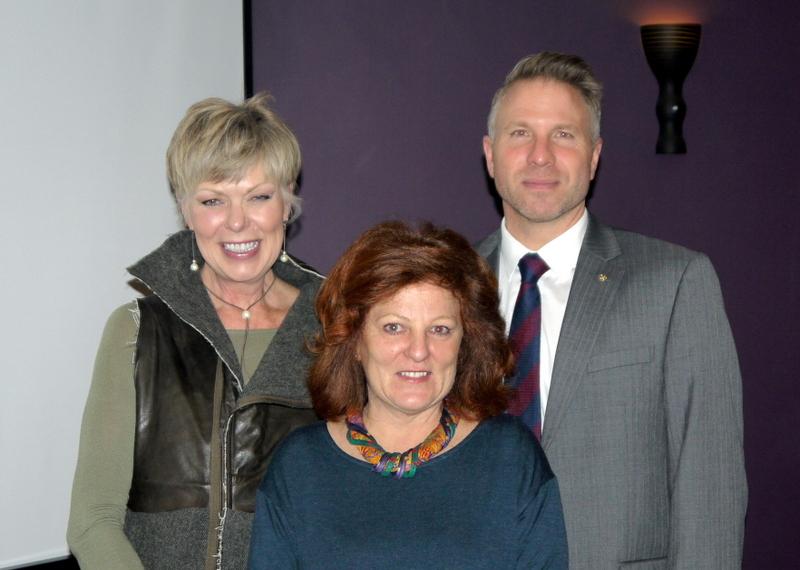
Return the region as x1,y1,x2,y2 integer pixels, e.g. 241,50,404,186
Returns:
598,273,608,282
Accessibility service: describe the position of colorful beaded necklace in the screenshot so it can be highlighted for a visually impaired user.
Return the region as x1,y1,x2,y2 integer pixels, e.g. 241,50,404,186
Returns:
345,407,459,479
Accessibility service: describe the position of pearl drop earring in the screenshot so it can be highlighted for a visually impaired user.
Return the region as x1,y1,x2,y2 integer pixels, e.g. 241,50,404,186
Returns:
279,221,289,263
190,232,199,272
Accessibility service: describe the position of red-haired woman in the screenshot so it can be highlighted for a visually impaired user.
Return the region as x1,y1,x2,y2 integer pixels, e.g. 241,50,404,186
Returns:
248,222,567,569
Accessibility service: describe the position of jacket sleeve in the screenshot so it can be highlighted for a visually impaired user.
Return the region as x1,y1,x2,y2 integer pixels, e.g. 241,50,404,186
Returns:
66,302,144,570
664,254,747,568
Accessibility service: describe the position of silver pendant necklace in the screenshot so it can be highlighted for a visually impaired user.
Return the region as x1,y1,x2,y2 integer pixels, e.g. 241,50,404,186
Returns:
203,273,278,382
204,273,277,322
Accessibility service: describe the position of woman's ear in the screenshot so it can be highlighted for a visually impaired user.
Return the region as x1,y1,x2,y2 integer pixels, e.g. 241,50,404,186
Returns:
180,198,193,230
283,183,295,222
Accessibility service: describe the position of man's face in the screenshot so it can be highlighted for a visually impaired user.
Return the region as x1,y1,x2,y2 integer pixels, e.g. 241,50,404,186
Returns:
483,78,602,244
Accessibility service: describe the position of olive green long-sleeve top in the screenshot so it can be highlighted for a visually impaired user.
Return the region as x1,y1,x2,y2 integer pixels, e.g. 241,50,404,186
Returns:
67,302,274,569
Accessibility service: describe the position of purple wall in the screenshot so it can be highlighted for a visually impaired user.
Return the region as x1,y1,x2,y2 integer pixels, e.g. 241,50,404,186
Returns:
251,1,800,566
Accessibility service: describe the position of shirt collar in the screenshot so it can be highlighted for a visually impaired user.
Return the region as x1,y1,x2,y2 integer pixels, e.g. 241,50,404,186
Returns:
499,209,588,282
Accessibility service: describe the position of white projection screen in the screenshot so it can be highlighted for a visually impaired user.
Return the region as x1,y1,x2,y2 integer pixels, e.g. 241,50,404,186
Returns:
0,2,243,566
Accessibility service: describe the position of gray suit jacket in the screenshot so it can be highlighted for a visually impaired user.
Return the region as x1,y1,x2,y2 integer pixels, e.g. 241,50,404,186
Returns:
477,216,747,569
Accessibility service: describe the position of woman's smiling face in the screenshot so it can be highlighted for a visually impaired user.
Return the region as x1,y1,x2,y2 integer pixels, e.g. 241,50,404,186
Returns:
182,163,290,287
357,282,463,419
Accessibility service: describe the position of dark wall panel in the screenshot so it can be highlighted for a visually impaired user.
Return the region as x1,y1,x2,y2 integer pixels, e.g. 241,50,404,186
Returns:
250,1,800,566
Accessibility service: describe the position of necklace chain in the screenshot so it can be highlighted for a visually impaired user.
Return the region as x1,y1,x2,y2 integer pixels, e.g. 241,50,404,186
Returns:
203,273,277,321
202,272,277,382
346,407,459,479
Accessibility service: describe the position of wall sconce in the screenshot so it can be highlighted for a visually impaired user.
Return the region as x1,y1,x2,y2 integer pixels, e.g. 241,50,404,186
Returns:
640,23,701,154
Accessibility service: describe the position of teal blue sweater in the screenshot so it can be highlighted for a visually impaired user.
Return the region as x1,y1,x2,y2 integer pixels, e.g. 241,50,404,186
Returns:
249,415,567,569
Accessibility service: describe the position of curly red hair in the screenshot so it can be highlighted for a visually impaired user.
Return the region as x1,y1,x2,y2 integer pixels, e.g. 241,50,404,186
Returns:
309,221,513,420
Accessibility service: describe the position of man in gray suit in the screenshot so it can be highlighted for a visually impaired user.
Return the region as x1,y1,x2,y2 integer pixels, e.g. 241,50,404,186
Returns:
477,52,747,568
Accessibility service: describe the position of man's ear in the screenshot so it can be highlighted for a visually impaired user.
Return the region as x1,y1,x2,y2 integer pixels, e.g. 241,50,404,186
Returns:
590,137,603,180
482,136,495,179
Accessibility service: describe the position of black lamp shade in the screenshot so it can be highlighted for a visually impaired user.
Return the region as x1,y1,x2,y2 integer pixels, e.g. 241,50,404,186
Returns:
641,24,701,154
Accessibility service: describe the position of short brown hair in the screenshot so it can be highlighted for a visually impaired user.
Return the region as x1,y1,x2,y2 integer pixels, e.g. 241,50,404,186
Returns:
487,51,603,141
166,92,302,219
309,221,513,420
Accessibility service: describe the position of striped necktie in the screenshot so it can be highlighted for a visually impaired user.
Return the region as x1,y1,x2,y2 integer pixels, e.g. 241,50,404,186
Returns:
507,253,550,440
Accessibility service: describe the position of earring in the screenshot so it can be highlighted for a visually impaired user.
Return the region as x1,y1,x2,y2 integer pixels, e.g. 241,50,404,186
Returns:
189,232,199,272
279,221,289,263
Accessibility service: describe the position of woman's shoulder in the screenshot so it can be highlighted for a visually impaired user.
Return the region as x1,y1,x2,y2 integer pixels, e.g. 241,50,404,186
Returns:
106,299,139,321
99,301,140,342
479,414,537,441
269,421,330,467
258,421,332,496
280,420,328,445
277,256,325,293
475,415,553,475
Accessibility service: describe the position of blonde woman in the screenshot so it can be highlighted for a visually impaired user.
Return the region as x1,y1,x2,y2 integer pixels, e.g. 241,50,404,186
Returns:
68,94,321,569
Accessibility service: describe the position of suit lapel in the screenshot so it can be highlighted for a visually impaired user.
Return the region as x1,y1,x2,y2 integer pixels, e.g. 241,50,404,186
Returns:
542,216,623,452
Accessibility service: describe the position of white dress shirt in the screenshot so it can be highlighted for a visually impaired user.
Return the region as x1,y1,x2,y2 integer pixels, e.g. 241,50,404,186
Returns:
498,210,588,425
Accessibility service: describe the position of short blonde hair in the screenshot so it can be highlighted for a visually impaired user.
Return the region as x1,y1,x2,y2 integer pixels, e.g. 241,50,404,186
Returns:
167,92,302,220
